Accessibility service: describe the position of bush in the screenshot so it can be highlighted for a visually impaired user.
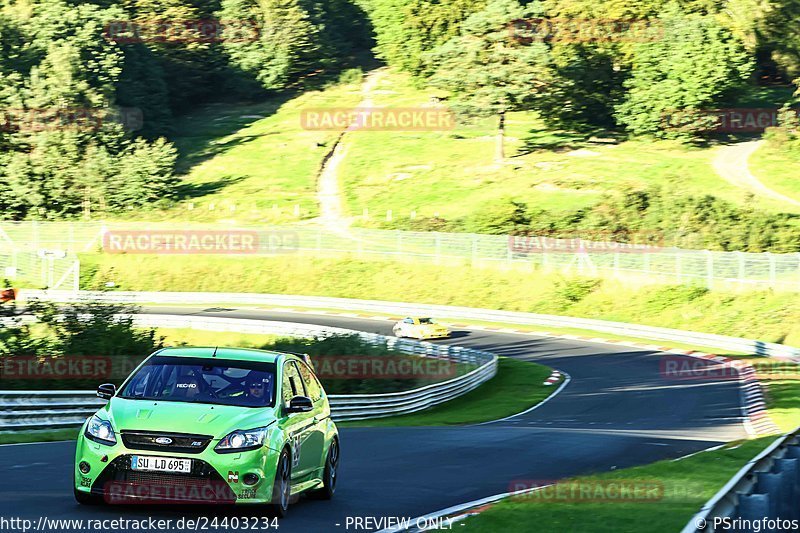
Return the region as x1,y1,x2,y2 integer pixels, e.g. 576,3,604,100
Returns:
264,334,474,394
552,277,602,308
0,299,163,390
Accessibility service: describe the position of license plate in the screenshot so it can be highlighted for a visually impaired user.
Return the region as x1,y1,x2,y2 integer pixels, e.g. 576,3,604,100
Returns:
131,455,192,473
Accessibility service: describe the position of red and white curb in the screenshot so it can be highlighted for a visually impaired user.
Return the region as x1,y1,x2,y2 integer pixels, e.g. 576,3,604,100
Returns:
262,307,781,436
544,370,561,386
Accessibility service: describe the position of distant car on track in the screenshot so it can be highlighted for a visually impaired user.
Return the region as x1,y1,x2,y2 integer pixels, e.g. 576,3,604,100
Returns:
74,346,339,517
392,317,451,339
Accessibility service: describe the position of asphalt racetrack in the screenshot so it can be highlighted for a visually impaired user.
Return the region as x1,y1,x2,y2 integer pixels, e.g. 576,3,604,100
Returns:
0,307,748,532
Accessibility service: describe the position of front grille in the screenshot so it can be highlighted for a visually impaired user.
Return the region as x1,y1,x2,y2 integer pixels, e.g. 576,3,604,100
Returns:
92,455,236,504
121,431,213,454
126,470,216,488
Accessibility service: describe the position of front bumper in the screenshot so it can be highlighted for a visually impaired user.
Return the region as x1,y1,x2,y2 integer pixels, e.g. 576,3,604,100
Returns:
420,331,451,339
74,425,279,504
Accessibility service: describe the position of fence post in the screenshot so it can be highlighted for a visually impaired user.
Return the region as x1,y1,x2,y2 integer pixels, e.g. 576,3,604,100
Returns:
738,251,745,281
706,250,714,289
768,252,776,287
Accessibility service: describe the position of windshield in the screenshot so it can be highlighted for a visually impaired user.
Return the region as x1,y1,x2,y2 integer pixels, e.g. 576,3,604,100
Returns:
419,318,436,324
119,356,277,408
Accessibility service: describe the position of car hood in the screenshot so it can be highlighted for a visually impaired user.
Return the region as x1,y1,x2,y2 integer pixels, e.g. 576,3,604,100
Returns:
101,397,277,439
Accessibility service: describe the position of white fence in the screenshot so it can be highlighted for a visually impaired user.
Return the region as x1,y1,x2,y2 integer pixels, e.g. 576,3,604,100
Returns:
1,221,799,290
0,314,497,430
21,290,800,362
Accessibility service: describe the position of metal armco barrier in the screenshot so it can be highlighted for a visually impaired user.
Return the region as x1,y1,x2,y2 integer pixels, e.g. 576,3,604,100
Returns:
682,426,800,532
0,315,497,430
19,290,800,361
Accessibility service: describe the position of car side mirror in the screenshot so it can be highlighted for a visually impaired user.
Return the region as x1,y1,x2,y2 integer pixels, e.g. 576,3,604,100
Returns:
97,383,116,400
285,395,313,414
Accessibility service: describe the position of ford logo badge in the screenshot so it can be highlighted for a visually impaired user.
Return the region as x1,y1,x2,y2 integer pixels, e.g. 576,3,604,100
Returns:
155,437,173,445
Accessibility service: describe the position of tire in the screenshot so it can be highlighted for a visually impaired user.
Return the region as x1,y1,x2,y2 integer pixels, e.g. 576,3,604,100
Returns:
270,449,292,518
74,487,101,505
309,438,339,500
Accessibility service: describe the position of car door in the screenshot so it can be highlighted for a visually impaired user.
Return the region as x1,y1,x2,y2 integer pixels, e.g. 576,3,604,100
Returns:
295,360,327,478
280,360,318,481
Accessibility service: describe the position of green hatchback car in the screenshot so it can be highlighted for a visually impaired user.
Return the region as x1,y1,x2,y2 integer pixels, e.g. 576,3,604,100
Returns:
74,347,340,516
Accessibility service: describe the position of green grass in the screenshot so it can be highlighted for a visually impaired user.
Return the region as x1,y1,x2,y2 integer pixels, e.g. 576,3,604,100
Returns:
749,143,800,203
460,438,772,532
81,253,800,347
334,70,781,224
339,357,556,427
117,80,363,224
155,327,279,349
760,378,800,433
91,67,799,227
0,427,79,445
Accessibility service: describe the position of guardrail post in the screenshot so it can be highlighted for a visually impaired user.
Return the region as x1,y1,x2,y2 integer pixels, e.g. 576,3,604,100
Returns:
737,493,771,523
756,472,782,518
775,458,799,519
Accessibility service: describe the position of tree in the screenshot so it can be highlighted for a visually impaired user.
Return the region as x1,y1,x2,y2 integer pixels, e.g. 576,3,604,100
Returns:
427,0,552,161
614,7,753,138
220,0,322,90
368,0,487,76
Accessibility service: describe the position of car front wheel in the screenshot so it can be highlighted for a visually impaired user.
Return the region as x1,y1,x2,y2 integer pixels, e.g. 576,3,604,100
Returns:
270,449,292,518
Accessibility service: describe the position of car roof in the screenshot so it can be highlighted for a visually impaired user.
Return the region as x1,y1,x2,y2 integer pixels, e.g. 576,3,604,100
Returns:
152,346,292,364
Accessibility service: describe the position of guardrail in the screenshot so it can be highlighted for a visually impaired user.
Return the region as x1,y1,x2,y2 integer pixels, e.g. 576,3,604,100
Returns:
19,290,800,361
0,315,497,430
682,426,800,532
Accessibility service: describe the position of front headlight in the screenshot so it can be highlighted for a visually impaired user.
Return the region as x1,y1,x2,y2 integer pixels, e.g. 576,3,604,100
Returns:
215,424,273,454
85,415,116,445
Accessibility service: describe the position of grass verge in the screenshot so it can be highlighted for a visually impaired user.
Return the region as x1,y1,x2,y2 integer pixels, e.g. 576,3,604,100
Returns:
0,427,79,445
750,143,800,203
155,327,279,349
339,357,555,427
80,253,800,347
460,438,772,533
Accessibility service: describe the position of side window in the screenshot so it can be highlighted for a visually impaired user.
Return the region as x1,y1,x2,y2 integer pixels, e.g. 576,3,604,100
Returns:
403,318,414,324
296,361,322,402
281,361,306,406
